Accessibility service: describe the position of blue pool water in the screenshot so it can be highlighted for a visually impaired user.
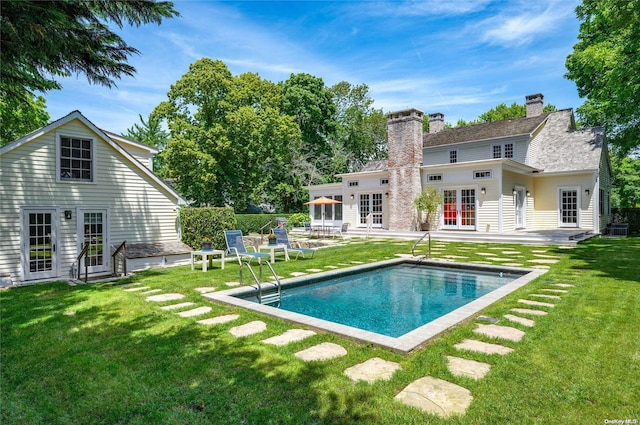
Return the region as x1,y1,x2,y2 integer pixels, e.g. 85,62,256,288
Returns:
247,264,518,337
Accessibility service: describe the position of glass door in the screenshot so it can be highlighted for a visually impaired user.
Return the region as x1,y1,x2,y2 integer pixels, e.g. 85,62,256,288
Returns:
80,209,109,273
515,187,526,229
559,188,579,227
359,193,383,228
442,188,476,230
22,209,58,280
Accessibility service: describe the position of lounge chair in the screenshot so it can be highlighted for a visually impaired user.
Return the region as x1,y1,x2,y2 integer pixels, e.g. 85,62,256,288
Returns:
272,227,316,259
333,222,349,239
224,230,271,264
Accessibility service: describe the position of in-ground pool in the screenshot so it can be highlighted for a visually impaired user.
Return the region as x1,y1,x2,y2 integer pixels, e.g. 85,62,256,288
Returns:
204,259,546,353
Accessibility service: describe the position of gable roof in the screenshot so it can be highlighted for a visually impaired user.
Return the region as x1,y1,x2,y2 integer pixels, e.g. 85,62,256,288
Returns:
423,112,551,148
0,110,185,204
529,109,605,173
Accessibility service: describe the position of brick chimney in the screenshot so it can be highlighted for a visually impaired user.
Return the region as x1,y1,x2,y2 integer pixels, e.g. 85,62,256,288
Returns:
387,108,424,232
428,112,444,133
525,93,544,117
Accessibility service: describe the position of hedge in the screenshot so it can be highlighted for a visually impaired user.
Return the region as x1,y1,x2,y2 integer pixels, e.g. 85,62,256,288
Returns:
179,207,237,250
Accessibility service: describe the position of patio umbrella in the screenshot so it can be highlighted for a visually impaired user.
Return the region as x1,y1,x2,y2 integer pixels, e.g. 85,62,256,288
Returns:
304,196,342,229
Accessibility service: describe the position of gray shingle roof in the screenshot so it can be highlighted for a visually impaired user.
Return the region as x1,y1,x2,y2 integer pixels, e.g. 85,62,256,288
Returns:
529,109,605,173
361,159,388,172
423,113,550,147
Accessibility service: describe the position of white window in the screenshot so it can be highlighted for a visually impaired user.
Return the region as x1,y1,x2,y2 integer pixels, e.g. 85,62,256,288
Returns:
493,145,502,159
449,150,457,164
380,178,389,185
58,135,94,182
427,174,443,182
473,170,492,179
348,181,359,187
492,143,514,159
504,143,514,158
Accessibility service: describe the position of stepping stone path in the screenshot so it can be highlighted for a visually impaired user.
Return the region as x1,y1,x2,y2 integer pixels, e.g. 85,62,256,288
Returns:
343,357,401,383
446,356,491,380
325,265,338,269
395,377,472,417
295,342,347,361
540,288,568,293
194,287,216,294
503,314,535,327
177,306,212,318
510,307,547,316
262,329,316,346
141,289,162,294
225,281,242,287
290,272,308,277
474,324,525,342
527,259,559,264
306,268,323,272
476,252,497,256
160,302,195,310
230,321,267,337
123,286,151,292
519,299,555,308
146,293,185,302
454,339,514,355
553,283,575,288
198,314,239,325
529,293,561,300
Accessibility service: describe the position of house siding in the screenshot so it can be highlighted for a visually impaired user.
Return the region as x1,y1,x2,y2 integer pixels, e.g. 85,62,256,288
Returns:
0,119,180,284
424,135,529,166
532,174,595,230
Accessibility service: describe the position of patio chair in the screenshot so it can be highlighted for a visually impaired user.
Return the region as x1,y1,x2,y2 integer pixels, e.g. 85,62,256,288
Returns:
272,227,316,259
333,222,349,239
303,222,313,236
224,230,271,265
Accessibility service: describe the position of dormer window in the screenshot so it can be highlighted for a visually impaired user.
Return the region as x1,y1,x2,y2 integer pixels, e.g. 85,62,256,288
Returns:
58,134,94,182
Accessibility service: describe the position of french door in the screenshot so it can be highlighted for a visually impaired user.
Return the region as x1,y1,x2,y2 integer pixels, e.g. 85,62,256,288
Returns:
359,193,383,227
79,209,109,273
559,188,579,227
22,208,58,280
442,188,476,230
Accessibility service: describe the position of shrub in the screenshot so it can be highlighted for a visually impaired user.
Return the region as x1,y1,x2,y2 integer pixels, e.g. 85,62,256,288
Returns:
180,207,236,250
287,212,311,227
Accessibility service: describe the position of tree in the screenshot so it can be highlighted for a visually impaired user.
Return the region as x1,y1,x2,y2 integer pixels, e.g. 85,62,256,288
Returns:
329,82,387,173
565,0,640,155
0,93,49,146
610,155,640,208
0,0,178,103
124,113,169,176
455,102,557,127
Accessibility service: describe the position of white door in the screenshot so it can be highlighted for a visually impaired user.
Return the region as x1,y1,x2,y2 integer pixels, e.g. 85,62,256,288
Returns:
515,187,526,229
358,193,383,227
22,209,58,280
79,209,109,273
559,188,579,227
442,189,476,230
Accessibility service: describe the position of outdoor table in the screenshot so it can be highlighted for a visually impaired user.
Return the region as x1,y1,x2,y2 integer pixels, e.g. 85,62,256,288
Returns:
258,244,289,263
190,249,225,272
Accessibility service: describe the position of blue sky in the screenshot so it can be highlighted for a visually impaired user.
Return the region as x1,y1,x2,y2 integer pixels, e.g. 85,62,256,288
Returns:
44,0,583,135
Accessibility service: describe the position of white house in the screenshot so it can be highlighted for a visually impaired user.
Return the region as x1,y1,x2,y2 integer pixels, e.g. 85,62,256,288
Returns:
308,94,613,234
0,111,188,286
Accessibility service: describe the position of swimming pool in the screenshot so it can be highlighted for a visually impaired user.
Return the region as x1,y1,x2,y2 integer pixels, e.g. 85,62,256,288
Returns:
205,259,546,353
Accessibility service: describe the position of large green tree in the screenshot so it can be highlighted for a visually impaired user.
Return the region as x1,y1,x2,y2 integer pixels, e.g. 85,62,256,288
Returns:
565,0,640,155
0,93,49,146
610,155,640,208
124,113,169,176
454,102,557,127
0,0,178,103
154,59,302,211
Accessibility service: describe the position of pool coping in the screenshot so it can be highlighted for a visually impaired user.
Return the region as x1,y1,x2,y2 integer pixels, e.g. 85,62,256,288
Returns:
203,258,547,353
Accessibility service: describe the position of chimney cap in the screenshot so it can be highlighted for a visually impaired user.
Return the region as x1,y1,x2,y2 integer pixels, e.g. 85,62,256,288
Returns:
526,93,544,103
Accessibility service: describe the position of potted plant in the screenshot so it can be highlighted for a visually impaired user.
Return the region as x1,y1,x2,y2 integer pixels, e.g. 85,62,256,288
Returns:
413,187,443,231
201,237,212,250
267,230,277,245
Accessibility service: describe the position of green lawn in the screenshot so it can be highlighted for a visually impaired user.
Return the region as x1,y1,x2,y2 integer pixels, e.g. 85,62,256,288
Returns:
1,238,638,424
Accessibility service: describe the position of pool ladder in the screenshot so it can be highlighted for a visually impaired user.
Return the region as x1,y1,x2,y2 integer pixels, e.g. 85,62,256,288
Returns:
239,260,282,307
412,232,431,259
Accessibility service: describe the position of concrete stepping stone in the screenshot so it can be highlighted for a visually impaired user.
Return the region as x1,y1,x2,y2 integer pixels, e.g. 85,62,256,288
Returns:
533,253,560,258
394,376,472,417
160,302,195,310
123,286,151,292
487,257,512,262
290,272,308,277
532,250,547,253
141,289,162,294
118,282,143,288
261,329,316,346
225,281,242,287
501,251,520,255
146,293,185,302
344,357,401,383
446,356,491,380
476,252,497,256
540,288,568,293
230,321,267,337
294,342,347,361
350,261,364,264
552,283,575,288
503,314,535,327
194,287,216,293
454,339,514,355
325,265,338,269
471,261,492,264
530,265,550,270
529,293,561,300
527,259,559,264
518,299,554,308
177,306,212,318
474,324,525,342
197,314,240,325
443,255,468,259
510,308,548,316
306,268,324,272
502,263,524,267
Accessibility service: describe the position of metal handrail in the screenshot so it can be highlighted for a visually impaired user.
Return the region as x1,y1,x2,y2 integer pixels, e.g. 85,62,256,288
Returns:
112,240,127,277
239,260,282,306
411,232,431,259
76,244,90,282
